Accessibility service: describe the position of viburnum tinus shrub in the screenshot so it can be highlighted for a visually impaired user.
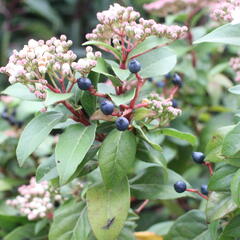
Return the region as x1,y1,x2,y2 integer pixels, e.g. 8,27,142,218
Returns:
2,1,240,240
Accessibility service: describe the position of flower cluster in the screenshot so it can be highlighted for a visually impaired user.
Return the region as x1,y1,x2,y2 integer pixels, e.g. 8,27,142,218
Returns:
230,57,240,82
0,36,101,99
211,0,240,23
143,93,182,126
144,0,215,16
86,3,188,50
6,177,62,220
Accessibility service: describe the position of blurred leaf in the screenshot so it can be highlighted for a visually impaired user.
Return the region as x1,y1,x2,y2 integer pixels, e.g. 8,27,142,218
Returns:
194,23,240,46
45,90,73,106
206,192,237,222
134,232,163,240
24,0,62,30
2,83,39,101
231,169,240,206
5,224,35,240
228,85,240,95
136,47,177,78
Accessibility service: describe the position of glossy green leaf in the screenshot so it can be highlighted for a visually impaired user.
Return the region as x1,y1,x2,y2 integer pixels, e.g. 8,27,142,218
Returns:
56,124,96,185
155,128,198,146
136,47,177,78
44,90,73,106
2,83,39,101
99,129,136,188
83,41,121,59
194,23,240,46
128,36,168,58
206,192,237,222
231,169,240,206
17,111,65,166
208,165,237,191
134,124,162,151
109,89,135,106
87,178,130,240
166,210,207,240
49,200,86,240
111,65,130,81
222,123,240,157
36,155,58,182
221,215,240,238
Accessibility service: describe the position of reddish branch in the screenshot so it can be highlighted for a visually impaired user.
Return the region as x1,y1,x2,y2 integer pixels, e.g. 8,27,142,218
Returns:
186,189,209,200
135,199,150,214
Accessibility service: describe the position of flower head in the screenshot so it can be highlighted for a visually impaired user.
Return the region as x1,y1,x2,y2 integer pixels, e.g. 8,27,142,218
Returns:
6,177,62,220
86,3,188,50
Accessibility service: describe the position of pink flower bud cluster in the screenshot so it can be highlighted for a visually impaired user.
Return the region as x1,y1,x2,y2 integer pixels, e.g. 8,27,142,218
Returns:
230,57,240,82
144,93,181,126
144,0,216,16
6,177,62,220
211,0,240,23
0,36,101,99
86,3,188,49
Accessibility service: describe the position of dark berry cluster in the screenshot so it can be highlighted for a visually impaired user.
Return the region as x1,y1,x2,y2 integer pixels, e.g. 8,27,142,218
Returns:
1,108,22,128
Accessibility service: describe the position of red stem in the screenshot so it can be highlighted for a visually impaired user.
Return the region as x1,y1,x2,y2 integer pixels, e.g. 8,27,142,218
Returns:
204,162,214,176
186,189,208,200
136,199,149,214
134,103,149,109
46,84,61,93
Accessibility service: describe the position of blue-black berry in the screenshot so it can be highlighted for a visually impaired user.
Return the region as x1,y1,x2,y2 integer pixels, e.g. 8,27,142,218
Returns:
148,77,153,82
1,111,9,120
172,73,183,87
200,185,208,196
128,59,141,73
156,81,165,88
115,117,129,131
171,99,178,108
100,100,114,115
174,181,187,193
192,152,205,164
165,72,172,80
77,77,92,90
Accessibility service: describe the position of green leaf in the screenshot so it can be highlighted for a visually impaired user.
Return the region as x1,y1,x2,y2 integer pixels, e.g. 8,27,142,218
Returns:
228,85,240,95
81,72,100,116
130,162,193,200
2,83,39,101
0,215,28,232
35,219,48,235
128,36,168,58
208,165,237,191
24,0,62,30
83,41,121,59
148,221,174,236
222,123,240,157
111,65,130,81
206,192,237,222
155,128,198,146
5,224,35,240
49,200,86,240
87,178,130,240
99,129,136,188
136,47,177,78
44,90,73,106
194,23,240,46
166,210,207,240
109,89,135,106
92,58,121,86
56,124,96,185
133,124,162,151
36,155,58,182
221,215,240,238
17,111,65,166
231,169,240,206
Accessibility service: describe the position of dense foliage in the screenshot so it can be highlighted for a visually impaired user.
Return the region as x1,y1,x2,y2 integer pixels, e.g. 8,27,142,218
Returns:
1,0,240,239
